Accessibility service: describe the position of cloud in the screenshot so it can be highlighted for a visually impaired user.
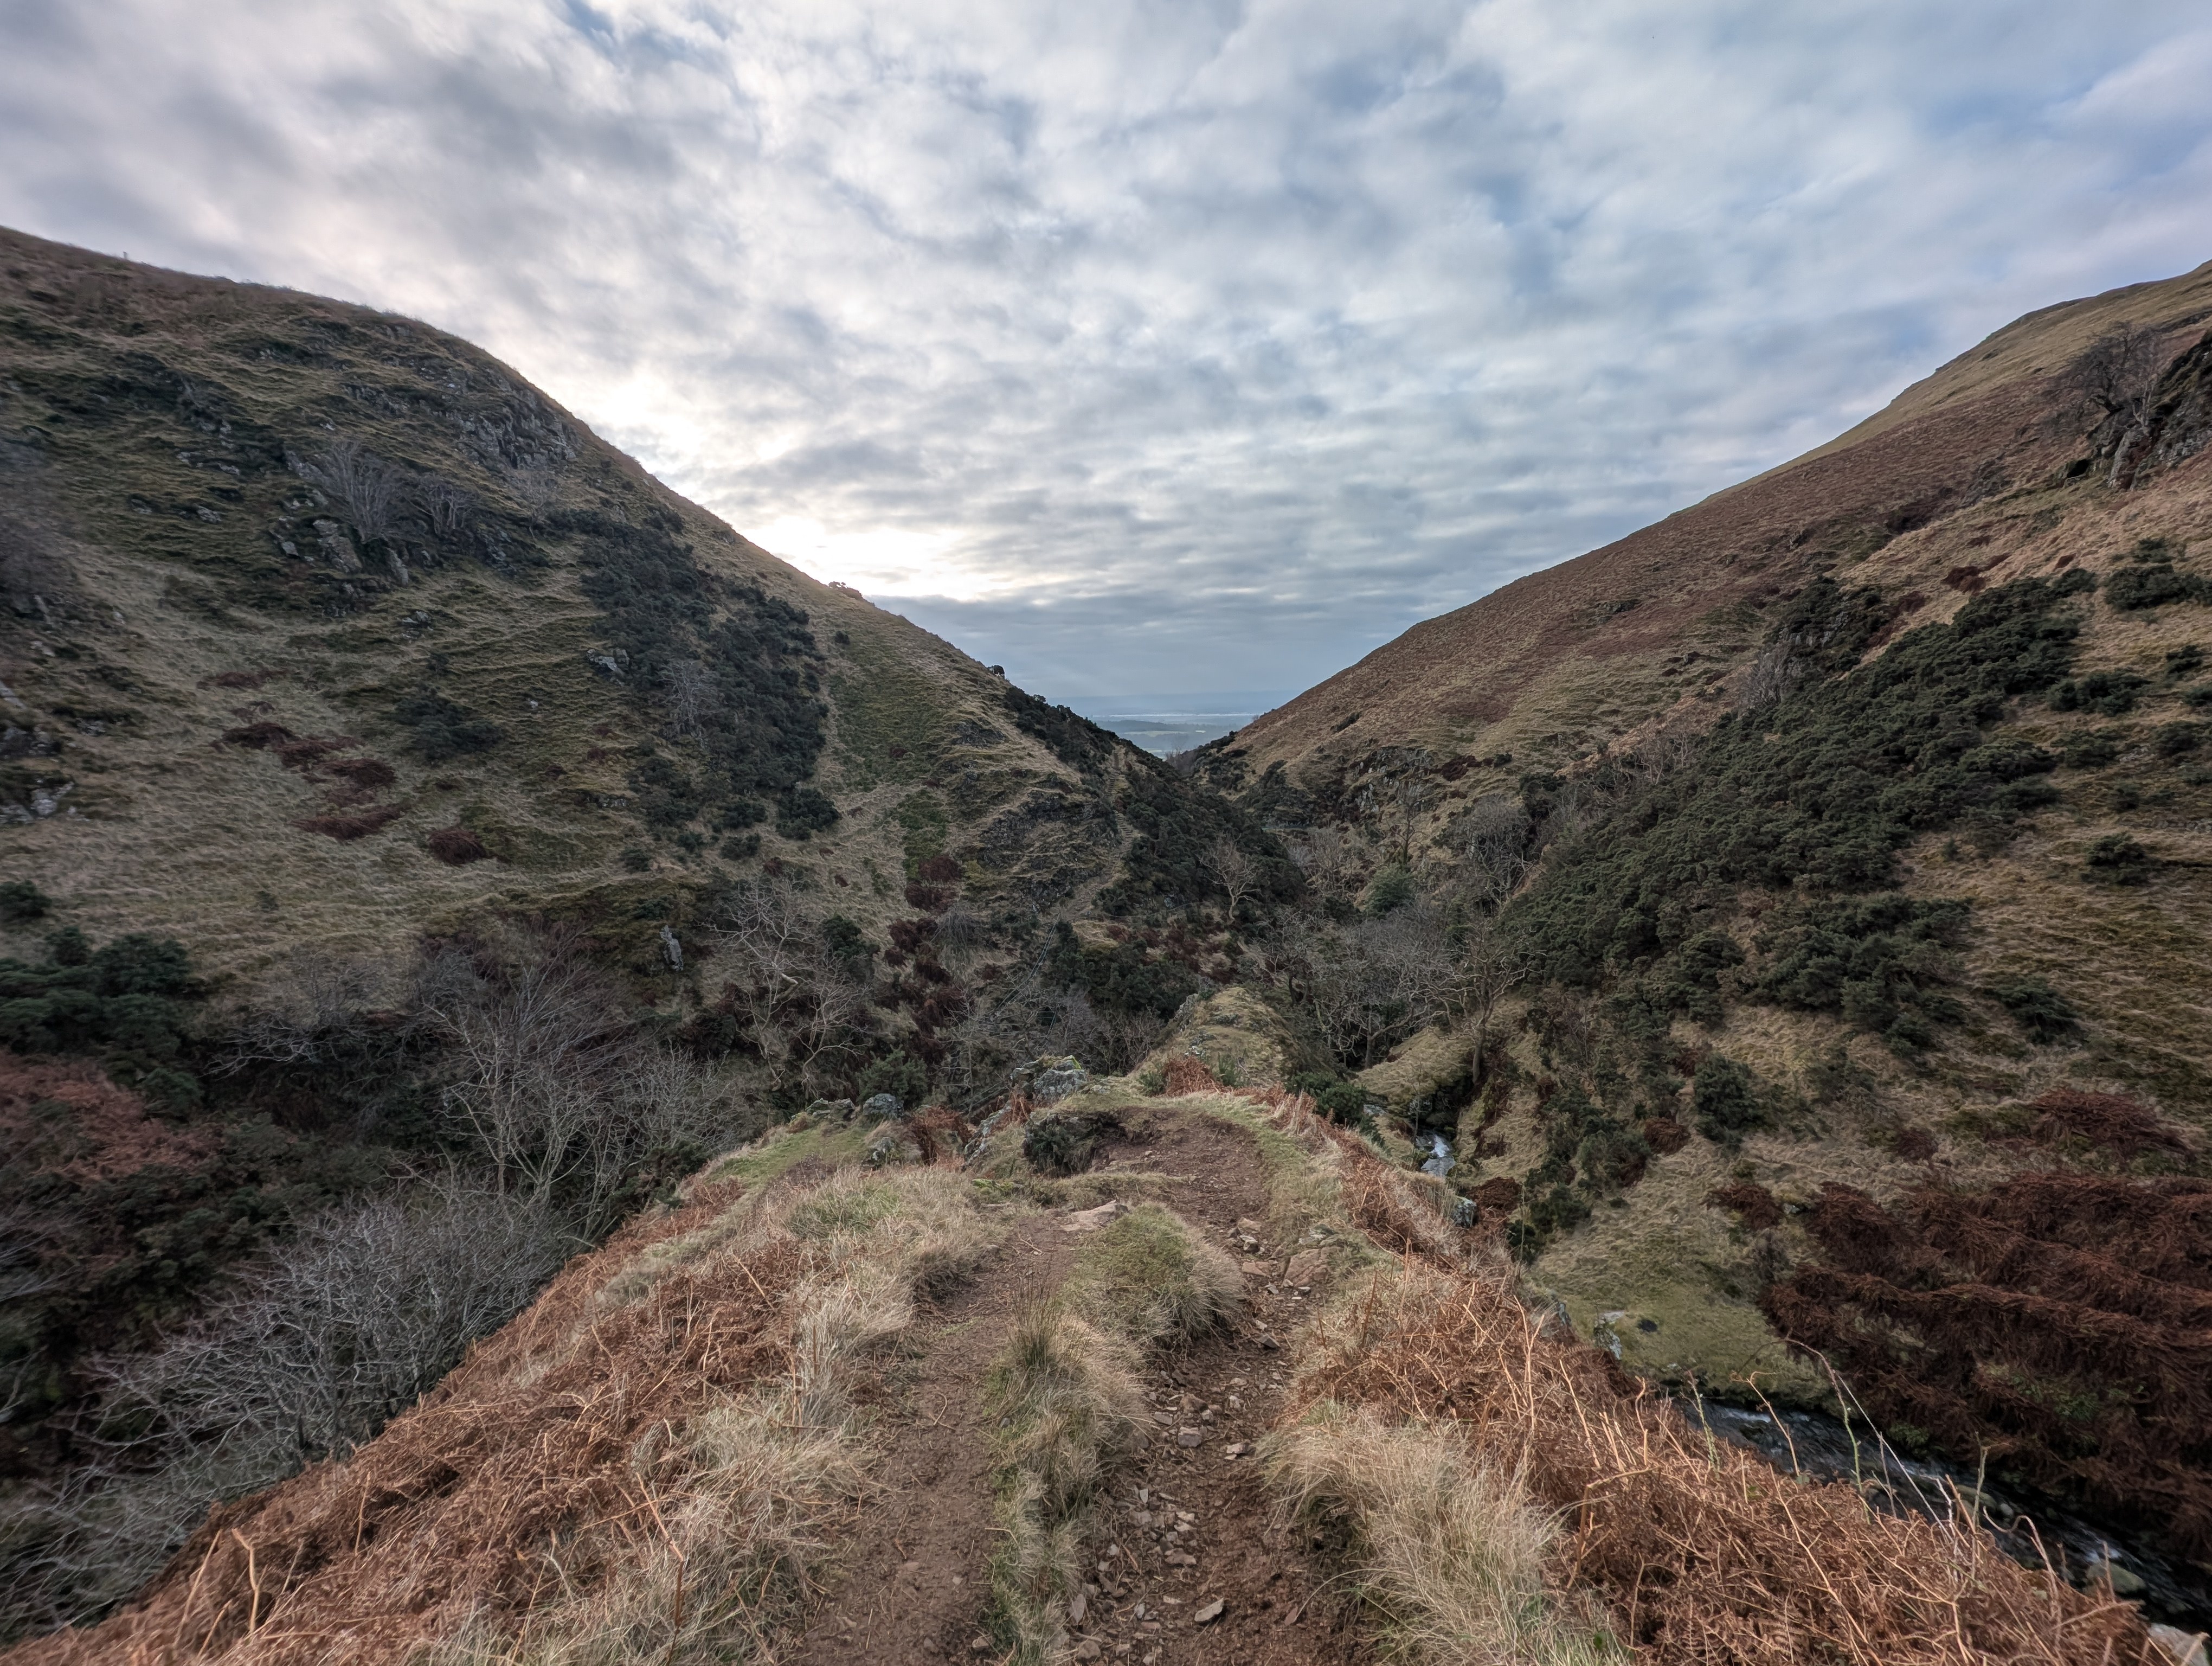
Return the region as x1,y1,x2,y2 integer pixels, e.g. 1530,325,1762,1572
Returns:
2,0,2208,699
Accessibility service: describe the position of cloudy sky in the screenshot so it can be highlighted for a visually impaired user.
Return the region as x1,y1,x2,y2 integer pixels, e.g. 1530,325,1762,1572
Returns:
3,2,2209,704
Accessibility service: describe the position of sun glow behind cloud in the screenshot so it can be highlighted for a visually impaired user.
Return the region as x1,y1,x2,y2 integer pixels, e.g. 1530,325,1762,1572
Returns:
1,0,2209,700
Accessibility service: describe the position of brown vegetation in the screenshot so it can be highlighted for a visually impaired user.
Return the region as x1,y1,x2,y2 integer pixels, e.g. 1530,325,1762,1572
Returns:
2027,1088,2193,1159
1161,1056,1221,1095
423,825,488,864
292,805,407,841
1705,1180,1783,1231
0,1055,211,1183
1765,1175,2212,1558
1292,1263,2156,1664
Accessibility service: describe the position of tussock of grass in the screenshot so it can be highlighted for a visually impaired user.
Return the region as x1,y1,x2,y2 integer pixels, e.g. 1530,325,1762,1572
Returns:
983,1305,1148,1664
1269,1404,1617,1666
1058,1202,1243,1344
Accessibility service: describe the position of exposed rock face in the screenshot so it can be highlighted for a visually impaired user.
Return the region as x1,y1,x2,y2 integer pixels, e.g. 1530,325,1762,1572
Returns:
1011,1055,1088,1104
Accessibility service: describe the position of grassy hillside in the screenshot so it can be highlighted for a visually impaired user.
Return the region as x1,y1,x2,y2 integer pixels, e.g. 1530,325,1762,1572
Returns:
1187,258,2212,1580
0,225,1291,1584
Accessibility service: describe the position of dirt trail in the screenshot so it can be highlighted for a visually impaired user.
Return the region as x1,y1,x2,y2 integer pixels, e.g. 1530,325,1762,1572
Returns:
785,1101,1365,1666
786,1212,1082,1666
1075,1106,1366,1666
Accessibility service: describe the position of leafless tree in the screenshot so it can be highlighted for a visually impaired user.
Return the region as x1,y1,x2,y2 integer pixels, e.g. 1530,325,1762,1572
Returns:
297,438,404,543
1288,824,1358,899
7,1187,569,1635
1366,753,1432,866
666,657,719,737
421,940,625,1206
1455,794,1532,910
213,950,398,1074
1441,912,1527,1044
419,477,477,542
2063,323,2173,486
1200,834,1258,922
1277,904,1455,1069
715,879,874,1089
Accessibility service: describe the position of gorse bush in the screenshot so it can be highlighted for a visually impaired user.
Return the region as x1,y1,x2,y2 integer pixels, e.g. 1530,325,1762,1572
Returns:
0,880,50,922
392,688,504,761
2048,670,2147,715
1690,1053,1766,1144
1986,976,2081,1046
557,507,831,839
1504,573,2093,1048
1097,754,1301,918
0,929,201,1101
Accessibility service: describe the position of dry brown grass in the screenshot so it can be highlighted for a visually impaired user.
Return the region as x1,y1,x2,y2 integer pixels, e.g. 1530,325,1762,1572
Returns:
1291,1260,2159,1665
984,1305,1148,1665
1270,1405,1617,1665
10,1156,1004,1665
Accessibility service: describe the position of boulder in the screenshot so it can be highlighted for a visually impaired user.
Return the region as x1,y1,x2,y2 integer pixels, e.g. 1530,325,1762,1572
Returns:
867,1124,923,1167
1011,1055,1088,1104
859,1092,903,1123
805,1098,856,1122
1283,1248,1329,1290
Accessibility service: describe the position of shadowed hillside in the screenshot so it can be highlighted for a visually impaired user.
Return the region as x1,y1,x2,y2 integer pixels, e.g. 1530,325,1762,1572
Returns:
0,225,1291,1614
1184,257,2212,1594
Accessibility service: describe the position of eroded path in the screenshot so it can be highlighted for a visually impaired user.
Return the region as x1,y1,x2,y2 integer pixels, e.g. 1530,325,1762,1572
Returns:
786,1213,1082,1666
786,1100,1365,1666
1076,1106,1366,1666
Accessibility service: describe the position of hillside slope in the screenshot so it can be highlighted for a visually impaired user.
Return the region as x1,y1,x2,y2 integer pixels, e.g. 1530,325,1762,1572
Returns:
1195,259,2212,1588
0,226,1279,988
1223,259,2212,815
0,226,1290,1533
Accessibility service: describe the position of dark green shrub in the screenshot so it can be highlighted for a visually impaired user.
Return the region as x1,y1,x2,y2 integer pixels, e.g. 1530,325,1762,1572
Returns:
2061,733,2121,768
2105,562,2209,611
632,754,704,830
1748,896,1967,1050
1288,1071,1360,1120
2049,671,2149,716
1986,977,2080,1045
1046,921,1201,1019
2165,646,2205,680
1096,754,1301,918
0,881,50,923
776,785,840,839
0,931,202,1091
822,914,873,975
1576,1117,1652,1194
1002,684,1116,774
2155,722,2208,758
2187,686,2212,711
2086,834,2152,885
719,833,761,862
393,688,504,760
1507,575,2091,1019
1692,1053,1765,1143
620,847,652,873
1365,866,1416,917
1023,1113,1096,1176
857,1050,928,1108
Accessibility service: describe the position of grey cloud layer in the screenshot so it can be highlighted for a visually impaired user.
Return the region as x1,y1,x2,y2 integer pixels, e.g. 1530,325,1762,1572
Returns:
3,0,2209,697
